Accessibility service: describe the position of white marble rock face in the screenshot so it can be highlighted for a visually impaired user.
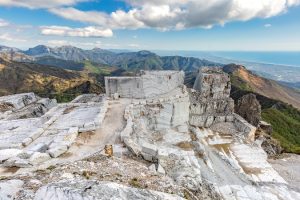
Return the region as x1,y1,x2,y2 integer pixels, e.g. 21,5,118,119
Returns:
105,70,185,99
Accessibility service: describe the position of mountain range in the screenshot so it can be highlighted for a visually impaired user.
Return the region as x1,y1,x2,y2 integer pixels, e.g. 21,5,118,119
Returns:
0,45,220,72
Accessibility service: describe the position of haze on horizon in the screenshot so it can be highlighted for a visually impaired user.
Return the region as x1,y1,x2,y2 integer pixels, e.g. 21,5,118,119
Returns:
0,0,300,51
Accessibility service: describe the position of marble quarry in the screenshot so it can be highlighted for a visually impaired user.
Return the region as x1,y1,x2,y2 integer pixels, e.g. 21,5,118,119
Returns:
105,70,184,99
0,69,299,200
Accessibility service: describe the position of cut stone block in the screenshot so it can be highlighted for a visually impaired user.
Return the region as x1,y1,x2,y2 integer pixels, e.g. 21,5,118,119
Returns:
141,152,153,162
124,138,141,156
29,143,48,153
22,137,33,147
141,142,157,156
48,145,68,158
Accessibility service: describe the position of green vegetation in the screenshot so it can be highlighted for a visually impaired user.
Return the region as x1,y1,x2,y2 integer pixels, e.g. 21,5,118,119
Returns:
226,66,300,154
129,178,143,188
230,74,253,92
262,105,300,154
84,61,112,75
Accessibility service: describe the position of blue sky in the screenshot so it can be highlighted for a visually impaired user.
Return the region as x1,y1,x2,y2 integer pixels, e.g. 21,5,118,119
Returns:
0,0,300,51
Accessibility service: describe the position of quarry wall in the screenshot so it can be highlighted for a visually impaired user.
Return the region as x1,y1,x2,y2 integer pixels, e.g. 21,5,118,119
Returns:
105,70,184,99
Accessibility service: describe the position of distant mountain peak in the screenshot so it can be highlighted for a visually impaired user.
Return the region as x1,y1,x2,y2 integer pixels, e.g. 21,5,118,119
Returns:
137,50,155,56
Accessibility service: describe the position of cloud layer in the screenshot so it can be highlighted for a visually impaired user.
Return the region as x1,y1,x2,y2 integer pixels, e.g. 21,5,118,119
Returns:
49,0,300,30
0,18,9,27
40,26,113,37
0,0,86,9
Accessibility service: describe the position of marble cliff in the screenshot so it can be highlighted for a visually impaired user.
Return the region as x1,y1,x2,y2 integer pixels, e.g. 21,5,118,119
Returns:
0,69,299,200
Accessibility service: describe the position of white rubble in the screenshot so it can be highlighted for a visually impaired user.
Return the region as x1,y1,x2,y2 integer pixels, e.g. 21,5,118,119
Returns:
0,149,23,163
0,179,24,200
0,93,108,167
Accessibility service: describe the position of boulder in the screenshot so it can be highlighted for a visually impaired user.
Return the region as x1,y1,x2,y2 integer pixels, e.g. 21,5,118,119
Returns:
148,164,157,173
29,152,51,165
235,93,261,127
124,138,141,156
0,149,23,163
29,143,48,153
157,164,166,175
4,157,32,168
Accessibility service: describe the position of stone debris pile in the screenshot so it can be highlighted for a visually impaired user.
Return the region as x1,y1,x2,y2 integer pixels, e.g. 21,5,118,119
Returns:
0,93,107,167
0,92,57,120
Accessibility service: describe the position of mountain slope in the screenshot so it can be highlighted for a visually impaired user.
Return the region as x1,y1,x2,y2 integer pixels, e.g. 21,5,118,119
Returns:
0,57,103,102
223,64,300,109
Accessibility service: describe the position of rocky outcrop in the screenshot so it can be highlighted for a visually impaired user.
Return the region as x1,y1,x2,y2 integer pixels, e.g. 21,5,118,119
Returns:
256,121,282,157
235,93,261,126
34,181,184,200
190,67,234,127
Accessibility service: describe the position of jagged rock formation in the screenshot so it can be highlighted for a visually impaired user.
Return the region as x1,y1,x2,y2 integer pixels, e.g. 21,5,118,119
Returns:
256,121,282,157
190,67,234,127
236,93,262,126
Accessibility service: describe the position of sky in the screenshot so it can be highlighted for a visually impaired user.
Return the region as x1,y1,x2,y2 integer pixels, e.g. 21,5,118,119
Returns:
0,0,300,51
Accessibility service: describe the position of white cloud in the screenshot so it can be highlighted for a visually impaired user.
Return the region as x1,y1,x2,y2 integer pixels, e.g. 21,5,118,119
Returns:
0,19,9,27
0,0,87,9
50,0,300,30
264,23,272,28
47,40,120,49
0,33,26,42
40,26,113,37
128,43,140,48
49,7,108,25
49,7,144,29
